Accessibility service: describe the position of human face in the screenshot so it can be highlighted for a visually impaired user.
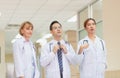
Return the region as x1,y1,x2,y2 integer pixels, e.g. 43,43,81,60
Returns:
50,23,62,38
85,20,96,34
21,23,33,39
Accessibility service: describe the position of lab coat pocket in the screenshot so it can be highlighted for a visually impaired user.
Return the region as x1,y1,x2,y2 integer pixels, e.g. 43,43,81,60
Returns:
99,63,106,72
82,64,95,77
97,63,106,77
24,67,34,78
84,47,95,63
46,70,59,78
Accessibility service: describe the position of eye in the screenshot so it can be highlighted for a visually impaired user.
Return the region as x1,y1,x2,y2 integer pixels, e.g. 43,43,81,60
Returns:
58,26,62,29
92,23,95,25
87,23,91,26
26,28,29,30
53,27,57,29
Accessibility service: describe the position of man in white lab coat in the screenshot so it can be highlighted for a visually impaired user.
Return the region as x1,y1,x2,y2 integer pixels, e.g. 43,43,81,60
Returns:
40,20,75,78
77,18,107,78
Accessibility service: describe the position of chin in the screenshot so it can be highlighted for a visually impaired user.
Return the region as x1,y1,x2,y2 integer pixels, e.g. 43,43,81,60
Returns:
89,32,95,34
27,36,32,38
57,35,62,37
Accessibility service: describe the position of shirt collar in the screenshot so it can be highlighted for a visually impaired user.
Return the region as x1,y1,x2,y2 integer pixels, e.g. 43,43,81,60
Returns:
21,36,31,43
85,35,101,43
51,39,64,44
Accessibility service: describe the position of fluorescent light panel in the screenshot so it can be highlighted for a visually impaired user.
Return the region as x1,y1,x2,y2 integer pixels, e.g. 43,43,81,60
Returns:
67,15,77,22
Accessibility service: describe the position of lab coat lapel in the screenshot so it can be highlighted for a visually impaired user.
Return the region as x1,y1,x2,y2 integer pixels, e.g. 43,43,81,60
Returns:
30,41,36,62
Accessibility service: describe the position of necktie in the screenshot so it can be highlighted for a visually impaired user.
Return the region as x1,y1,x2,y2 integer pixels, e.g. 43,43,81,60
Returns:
57,42,63,78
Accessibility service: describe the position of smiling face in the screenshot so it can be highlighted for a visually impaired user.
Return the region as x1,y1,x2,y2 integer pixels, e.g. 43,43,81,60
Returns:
84,19,96,35
19,21,33,40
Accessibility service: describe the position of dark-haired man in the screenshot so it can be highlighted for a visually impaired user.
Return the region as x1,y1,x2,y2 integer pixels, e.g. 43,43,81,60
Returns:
40,21,76,78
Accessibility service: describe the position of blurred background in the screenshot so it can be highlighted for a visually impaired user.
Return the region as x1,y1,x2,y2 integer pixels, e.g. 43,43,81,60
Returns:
0,0,120,78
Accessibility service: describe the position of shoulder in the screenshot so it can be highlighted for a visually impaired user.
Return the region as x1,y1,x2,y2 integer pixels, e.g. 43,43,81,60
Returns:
96,36,106,47
96,36,105,43
64,41,70,45
78,36,88,44
61,40,71,46
13,38,24,46
47,40,54,46
100,39,106,46
12,38,25,51
42,40,53,49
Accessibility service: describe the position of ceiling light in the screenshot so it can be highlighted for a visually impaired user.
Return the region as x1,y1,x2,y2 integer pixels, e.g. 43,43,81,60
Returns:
67,15,77,22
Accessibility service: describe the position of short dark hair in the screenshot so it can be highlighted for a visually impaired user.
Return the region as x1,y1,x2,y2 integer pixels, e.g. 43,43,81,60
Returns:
84,18,96,28
49,20,62,30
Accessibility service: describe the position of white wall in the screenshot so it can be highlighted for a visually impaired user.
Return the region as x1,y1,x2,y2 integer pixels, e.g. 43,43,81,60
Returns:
103,0,120,70
0,30,6,78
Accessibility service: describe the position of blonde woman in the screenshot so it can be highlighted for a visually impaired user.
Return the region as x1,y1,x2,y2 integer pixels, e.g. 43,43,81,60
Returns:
13,21,40,78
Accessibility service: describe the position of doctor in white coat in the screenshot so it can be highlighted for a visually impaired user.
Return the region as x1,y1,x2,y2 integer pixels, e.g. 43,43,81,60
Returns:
77,18,107,78
13,21,40,78
40,20,76,78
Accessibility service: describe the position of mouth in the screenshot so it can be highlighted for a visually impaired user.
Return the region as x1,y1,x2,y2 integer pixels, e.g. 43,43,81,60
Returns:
28,33,32,36
90,29,94,31
57,31,61,33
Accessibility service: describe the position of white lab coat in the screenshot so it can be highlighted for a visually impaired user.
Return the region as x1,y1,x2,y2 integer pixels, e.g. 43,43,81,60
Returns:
40,39,75,78
77,36,107,78
13,37,40,78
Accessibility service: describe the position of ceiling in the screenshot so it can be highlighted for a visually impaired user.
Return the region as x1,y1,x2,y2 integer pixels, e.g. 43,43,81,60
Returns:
0,0,94,53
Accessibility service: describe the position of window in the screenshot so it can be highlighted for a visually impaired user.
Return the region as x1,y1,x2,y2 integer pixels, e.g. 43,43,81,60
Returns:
78,0,103,40
92,0,103,22
79,7,88,29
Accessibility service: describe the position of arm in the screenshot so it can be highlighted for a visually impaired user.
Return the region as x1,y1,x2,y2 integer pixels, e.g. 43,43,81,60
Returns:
78,45,84,54
78,41,89,54
75,41,86,65
62,43,77,65
102,40,107,69
13,41,24,78
40,44,56,67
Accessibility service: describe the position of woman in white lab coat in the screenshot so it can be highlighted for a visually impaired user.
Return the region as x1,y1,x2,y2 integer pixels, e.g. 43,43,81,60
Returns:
77,18,107,78
13,21,40,78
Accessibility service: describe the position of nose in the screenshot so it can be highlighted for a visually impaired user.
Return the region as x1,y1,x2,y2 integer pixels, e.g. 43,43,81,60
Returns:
90,24,94,28
57,28,60,30
29,29,33,33
90,25,93,28
57,27,61,30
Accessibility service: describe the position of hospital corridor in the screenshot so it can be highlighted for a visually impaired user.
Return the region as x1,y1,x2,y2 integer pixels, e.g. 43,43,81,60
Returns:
0,0,120,78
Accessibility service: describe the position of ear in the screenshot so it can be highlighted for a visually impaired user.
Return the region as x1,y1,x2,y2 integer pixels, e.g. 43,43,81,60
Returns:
84,27,87,30
21,29,24,35
50,30,53,34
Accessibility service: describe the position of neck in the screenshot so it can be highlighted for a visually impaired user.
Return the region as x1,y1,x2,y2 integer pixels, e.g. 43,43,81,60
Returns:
88,33,96,41
23,36,30,42
54,36,62,41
